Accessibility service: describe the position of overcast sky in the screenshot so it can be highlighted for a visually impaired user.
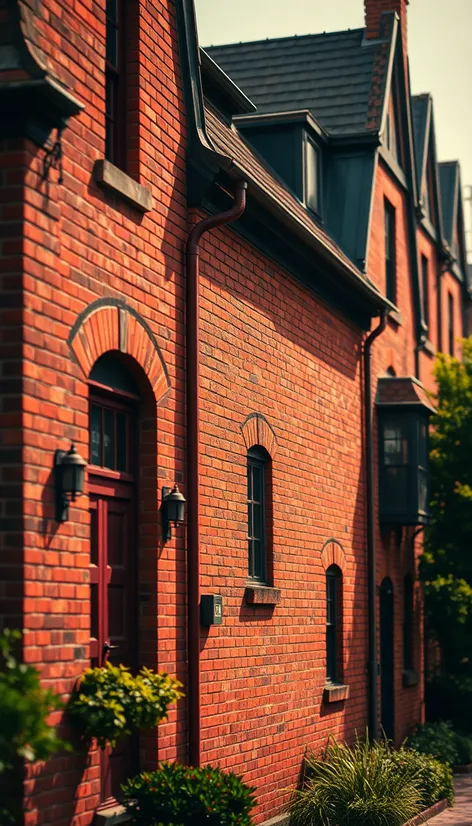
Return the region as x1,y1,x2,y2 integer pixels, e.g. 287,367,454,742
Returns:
196,0,472,257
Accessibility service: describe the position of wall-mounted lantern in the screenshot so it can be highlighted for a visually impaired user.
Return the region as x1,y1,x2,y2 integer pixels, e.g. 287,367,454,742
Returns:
161,484,186,542
54,444,87,523
377,377,435,526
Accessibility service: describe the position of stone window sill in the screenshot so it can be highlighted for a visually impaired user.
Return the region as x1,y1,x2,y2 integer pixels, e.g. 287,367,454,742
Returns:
94,803,131,824
422,338,435,357
403,668,419,688
93,159,153,213
244,584,281,606
388,308,403,327
323,682,350,703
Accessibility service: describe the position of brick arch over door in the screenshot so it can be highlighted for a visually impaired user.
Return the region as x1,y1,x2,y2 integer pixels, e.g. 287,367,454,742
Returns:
321,539,346,572
240,412,278,457
68,298,171,403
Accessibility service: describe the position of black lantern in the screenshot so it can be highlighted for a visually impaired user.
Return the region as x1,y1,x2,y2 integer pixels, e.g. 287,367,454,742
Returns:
377,377,434,526
54,444,87,522
161,484,186,542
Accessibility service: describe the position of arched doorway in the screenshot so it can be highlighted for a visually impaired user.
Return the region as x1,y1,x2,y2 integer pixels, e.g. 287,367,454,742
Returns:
380,577,395,741
88,353,140,805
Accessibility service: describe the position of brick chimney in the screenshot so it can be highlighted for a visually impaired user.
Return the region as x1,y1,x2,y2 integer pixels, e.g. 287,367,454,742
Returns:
364,0,409,60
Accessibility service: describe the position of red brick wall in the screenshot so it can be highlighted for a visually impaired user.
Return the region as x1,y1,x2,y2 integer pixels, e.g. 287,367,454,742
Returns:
9,1,188,823
4,2,466,825
196,219,368,820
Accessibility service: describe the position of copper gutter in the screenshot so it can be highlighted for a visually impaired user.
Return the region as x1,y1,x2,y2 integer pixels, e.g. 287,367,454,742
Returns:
364,310,388,739
186,180,247,766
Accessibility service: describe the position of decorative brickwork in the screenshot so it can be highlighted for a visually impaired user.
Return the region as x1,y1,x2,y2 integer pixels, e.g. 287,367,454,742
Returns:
240,412,278,457
69,299,171,404
321,539,346,572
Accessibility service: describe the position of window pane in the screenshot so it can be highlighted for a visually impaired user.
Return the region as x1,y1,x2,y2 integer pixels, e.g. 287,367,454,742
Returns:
247,454,267,581
103,408,115,469
418,468,428,513
90,404,101,466
305,140,319,213
106,30,118,68
421,256,429,327
253,502,262,541
385,466,409,511
248,539,253,578
384,424,408,465
252,465,262,503
116,412,127,472
253,540,263,580
106,0,118,22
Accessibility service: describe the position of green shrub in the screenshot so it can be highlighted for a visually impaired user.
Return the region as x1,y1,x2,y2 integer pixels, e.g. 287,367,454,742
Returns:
122,762,257,826
0,628,67,774
289,737,422,826
407,721,458,766
454,733,472,765
390,748,454,808
68,663,183,748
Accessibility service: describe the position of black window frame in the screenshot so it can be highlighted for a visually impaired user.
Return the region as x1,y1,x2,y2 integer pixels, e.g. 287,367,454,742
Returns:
326,565,342,684
105,0,127,169
247,447,268,583
448,292,454,356
304,134,321,217
421,254,429,329
384,199,396,304
403,574,414,672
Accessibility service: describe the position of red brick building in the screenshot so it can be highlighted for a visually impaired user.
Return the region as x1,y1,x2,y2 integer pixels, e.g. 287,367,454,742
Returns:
0,0,469,823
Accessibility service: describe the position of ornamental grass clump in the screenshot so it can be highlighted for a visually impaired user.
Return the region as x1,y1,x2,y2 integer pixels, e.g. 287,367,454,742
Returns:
122,762,257,826
68,662,183,748
289,736,422,826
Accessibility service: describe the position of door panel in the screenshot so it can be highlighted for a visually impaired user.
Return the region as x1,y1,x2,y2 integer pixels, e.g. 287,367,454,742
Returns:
89,478,136,805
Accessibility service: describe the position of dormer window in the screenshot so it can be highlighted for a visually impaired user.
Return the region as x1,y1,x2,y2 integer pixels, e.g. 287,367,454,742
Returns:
304,136,320,215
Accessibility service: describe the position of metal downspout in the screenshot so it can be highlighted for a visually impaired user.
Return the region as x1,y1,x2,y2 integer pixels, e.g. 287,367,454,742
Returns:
364,310,388,739
185,180,247,766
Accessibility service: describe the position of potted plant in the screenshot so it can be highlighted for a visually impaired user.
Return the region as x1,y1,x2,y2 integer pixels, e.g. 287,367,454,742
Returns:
68,662,182,748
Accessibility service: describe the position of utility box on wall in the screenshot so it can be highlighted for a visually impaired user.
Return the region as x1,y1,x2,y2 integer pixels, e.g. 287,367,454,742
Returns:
200,594,223,626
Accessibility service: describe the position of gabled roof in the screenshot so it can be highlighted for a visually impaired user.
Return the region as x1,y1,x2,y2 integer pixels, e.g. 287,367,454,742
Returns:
206,24,394,137
439,161,459,246
411,94,430,191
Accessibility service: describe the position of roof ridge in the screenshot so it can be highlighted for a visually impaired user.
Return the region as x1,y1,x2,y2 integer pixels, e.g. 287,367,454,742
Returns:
204,27,365,50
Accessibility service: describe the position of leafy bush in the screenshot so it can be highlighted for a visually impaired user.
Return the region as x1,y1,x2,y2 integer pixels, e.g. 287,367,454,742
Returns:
68,663,183,748
455,733,472,765
0,628,66,774
407,721,459,766
288,737,422,826
389,747,454,808
122,762,257,826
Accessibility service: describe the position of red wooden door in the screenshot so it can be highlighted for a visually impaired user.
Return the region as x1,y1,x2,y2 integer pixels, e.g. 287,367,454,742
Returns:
89,475,137,804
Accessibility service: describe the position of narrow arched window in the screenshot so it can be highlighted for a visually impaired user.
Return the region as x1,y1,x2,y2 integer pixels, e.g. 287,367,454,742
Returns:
326,565,342,683
247,447,270,582
403,574,414,672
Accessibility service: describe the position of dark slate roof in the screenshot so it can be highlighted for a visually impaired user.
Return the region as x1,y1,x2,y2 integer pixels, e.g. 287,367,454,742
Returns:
203,99,385,300
411,94,430,190
439,161,458,245
206,29,383,136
